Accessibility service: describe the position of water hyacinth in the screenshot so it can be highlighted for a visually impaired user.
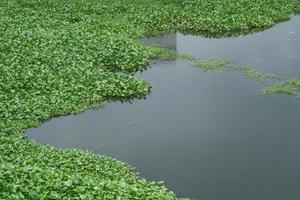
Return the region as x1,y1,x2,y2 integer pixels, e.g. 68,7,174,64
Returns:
0,0,299,199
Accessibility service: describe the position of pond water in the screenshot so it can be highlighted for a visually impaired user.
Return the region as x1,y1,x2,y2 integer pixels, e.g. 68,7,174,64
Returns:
27,16,300,200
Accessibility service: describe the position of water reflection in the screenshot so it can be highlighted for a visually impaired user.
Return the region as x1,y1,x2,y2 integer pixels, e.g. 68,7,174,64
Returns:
27,16,300,200
143,33,177,50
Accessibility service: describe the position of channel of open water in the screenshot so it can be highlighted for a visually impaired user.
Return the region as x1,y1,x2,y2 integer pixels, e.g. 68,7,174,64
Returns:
27,16,300,200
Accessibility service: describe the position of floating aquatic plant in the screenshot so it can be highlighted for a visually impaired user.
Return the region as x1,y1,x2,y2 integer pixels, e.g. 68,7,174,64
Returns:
0,0,298,199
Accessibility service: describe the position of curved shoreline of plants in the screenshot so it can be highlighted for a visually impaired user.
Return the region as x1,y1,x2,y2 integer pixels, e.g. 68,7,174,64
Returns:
1,0,299,199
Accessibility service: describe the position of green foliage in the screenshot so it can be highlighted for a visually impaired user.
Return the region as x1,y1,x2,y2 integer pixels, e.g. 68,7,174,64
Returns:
0,0,298,199
194,59,232,72
243,66,277,83
260,80,300,96
293,0,300,13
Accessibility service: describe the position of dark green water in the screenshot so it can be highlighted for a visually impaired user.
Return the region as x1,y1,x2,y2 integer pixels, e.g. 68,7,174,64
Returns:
27,16,300,200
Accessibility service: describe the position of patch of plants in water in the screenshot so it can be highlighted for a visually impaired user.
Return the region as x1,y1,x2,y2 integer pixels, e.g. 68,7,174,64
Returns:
1,0,299,199
156,47,300,98
260,79,300,96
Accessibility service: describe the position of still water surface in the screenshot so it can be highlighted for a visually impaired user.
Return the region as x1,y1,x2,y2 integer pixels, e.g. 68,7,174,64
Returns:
27,16,300,200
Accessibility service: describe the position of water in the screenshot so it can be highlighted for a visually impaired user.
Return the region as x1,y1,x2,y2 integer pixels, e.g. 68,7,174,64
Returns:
27,16,300,200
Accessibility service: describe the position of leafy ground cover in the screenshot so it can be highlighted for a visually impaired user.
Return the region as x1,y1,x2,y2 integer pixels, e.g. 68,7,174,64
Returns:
1,0,299,199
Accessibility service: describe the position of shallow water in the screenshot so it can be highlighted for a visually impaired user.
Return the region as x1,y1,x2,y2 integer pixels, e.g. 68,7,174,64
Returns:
27,16,300,200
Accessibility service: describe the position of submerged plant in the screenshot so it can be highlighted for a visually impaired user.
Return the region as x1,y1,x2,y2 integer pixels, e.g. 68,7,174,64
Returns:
242,66,278,83
260,79,300,96
156,48,300,98
157,48,233,72
193,59,233,72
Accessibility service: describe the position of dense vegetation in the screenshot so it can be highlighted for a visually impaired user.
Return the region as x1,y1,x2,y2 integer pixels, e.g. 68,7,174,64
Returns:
1,0,299,199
